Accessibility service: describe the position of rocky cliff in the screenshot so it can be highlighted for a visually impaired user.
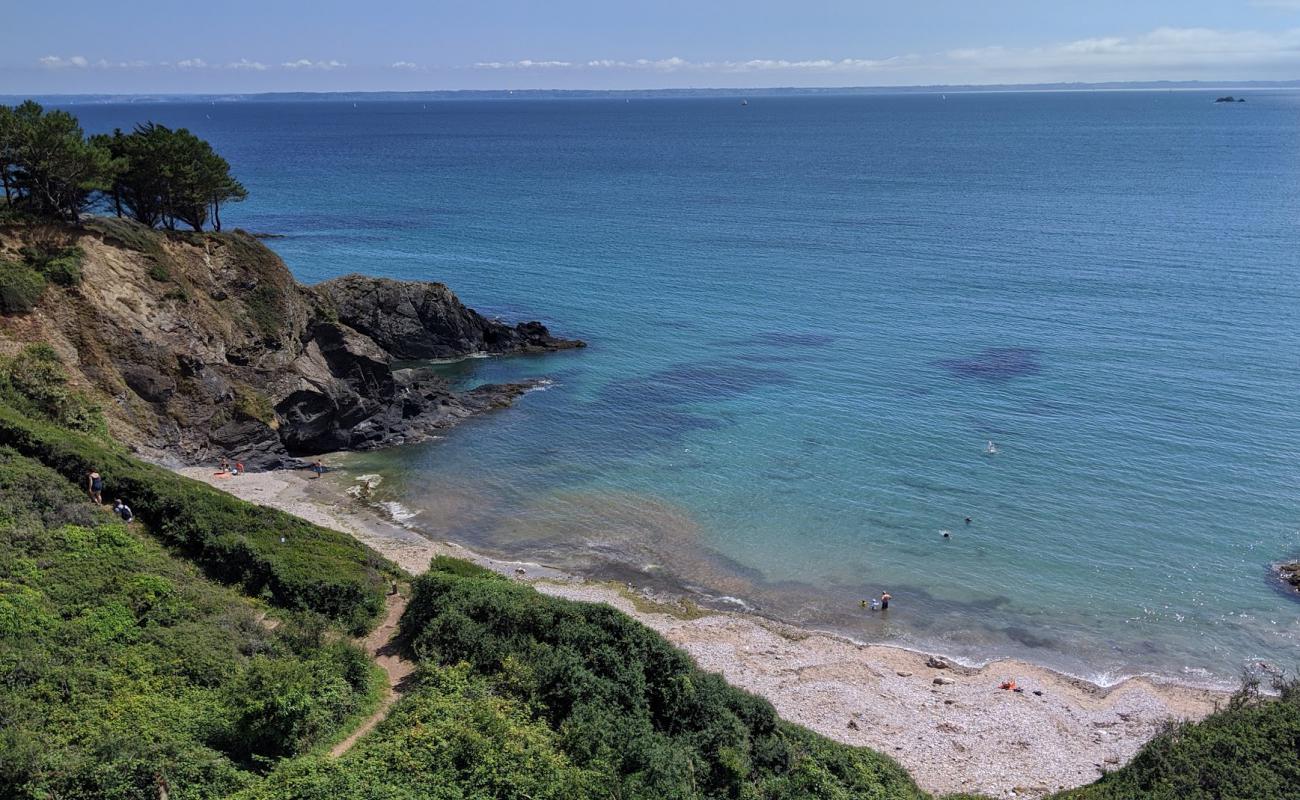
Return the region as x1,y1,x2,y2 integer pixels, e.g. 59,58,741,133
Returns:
0,217,583,467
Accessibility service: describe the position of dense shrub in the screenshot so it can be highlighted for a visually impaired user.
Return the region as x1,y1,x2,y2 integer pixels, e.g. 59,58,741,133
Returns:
1053,675,1300,800
0,403,392,632
0,258,45,313
399,562,927,800
0,449,378,799
0,343,103,432
19,244,83,285
234,664,600,800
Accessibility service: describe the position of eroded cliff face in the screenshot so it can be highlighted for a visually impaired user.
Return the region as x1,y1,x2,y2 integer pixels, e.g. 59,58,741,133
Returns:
0,218,583,467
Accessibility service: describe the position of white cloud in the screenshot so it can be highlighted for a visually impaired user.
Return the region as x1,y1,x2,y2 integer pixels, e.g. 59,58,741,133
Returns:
479,55,910,74
282,59,346,70
225,59,268,71
469,27,1300,83
38,55,89,69
390,60,421,70
473,59,574,69
177,58,208,69
940,27,1300,79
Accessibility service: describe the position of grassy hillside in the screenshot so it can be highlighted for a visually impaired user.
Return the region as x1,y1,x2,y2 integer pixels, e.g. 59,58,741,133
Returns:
0,448,381,799
0,343,395,633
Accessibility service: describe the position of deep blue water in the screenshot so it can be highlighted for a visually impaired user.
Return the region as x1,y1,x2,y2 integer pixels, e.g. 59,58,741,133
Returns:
64,92,1300,684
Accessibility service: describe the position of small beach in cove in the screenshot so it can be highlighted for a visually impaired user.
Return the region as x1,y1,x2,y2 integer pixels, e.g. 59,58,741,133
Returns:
179,465,1226,799
70,92,1300,696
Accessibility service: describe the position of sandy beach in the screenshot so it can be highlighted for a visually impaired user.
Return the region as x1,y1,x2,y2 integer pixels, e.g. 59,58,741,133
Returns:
178,466,1227,799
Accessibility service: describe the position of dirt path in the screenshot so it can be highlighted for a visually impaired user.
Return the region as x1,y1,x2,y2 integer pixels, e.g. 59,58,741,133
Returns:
330,593,416,758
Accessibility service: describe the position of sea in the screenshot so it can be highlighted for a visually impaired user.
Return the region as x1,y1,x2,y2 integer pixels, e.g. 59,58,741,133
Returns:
61,90,1300,687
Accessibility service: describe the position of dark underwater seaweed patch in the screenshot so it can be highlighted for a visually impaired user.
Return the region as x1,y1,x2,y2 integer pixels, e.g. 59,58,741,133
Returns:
934,347,1043,382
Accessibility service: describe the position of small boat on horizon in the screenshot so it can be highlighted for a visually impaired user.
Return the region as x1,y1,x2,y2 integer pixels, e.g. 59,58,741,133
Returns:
741,99,748,106
985,440,999,454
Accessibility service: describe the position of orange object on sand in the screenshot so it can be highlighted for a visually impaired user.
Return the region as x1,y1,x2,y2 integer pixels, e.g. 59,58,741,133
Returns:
1000,680,1017,691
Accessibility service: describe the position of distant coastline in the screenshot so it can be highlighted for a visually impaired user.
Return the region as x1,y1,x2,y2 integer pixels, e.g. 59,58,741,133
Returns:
7,78,1300,105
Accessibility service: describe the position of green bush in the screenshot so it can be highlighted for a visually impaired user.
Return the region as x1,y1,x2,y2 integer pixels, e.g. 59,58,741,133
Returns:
0,259,46,313
0,403,393,632
399,566,926,800
235,664,601,800
0,343,103,432
246,284,286,340
1053,676,1300,800
0,449,377,799
20,244,83,286
232,383,276,426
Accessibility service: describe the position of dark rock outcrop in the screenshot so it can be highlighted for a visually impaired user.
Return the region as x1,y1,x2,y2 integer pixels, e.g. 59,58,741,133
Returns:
0,219,584,468
320,274,585,359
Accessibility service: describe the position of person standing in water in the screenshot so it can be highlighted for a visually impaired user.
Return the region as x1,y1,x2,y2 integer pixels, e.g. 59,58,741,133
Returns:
880,590,891,611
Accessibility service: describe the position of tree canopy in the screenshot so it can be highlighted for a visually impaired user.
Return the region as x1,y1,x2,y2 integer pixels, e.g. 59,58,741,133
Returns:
0,102,246,230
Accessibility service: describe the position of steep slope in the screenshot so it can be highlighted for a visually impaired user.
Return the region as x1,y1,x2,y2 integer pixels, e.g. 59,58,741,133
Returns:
0,217,582,467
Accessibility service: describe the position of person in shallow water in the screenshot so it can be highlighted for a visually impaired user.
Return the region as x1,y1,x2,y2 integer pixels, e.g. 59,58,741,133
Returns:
880,590,891,610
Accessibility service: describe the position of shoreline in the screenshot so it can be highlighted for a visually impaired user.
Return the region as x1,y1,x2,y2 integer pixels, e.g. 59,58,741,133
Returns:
177,465,1228,799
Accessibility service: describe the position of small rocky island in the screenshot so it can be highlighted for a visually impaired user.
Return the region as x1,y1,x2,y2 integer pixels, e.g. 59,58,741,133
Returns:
0,218,583,467
1214,96,1246,103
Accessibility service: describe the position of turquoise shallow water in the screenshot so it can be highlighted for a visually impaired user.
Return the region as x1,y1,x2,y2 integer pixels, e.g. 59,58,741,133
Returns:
68,91,1300,684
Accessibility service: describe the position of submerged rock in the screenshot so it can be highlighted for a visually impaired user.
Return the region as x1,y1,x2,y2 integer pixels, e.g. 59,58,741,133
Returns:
1276,562,1300,596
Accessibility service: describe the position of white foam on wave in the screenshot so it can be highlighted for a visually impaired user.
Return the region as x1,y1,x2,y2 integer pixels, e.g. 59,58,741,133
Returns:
526,379,557,393
378,500,420,524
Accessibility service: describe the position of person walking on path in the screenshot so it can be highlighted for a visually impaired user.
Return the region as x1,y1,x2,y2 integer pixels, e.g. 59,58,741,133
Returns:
87,470,103,504
112,498,134,523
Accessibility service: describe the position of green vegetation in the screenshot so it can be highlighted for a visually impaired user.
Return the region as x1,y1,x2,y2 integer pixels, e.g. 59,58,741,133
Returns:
1053,675,1300,800
389,561,925,800
19,243,83,285
0,101,115,221
95,122,247,232
233,383,277,426
0,101,245,230
245,283,288,340
0,344,102,433
0,448,379,799
0,257,45,313
0,357,392,631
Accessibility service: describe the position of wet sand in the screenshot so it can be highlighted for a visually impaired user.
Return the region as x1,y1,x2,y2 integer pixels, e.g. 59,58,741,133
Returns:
177,466,1226,799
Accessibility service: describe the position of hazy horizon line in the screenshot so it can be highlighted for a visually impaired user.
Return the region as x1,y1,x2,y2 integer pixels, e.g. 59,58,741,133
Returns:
4,77,1299,102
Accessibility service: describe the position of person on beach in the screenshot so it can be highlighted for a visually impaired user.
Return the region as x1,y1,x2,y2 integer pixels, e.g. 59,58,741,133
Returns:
232,461,244,476
310,459,324,479
880,590,891,611
87,470,103,504
112,499,134,523
220,459,229,473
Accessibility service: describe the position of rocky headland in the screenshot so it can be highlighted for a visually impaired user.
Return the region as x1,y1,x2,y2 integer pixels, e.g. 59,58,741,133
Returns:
0,217,582,467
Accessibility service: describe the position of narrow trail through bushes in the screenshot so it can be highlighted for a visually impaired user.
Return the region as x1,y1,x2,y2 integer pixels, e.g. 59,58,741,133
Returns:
330,592,414,758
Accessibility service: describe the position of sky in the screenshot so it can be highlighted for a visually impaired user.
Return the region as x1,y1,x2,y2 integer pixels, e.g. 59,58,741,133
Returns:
5,1,1300,93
